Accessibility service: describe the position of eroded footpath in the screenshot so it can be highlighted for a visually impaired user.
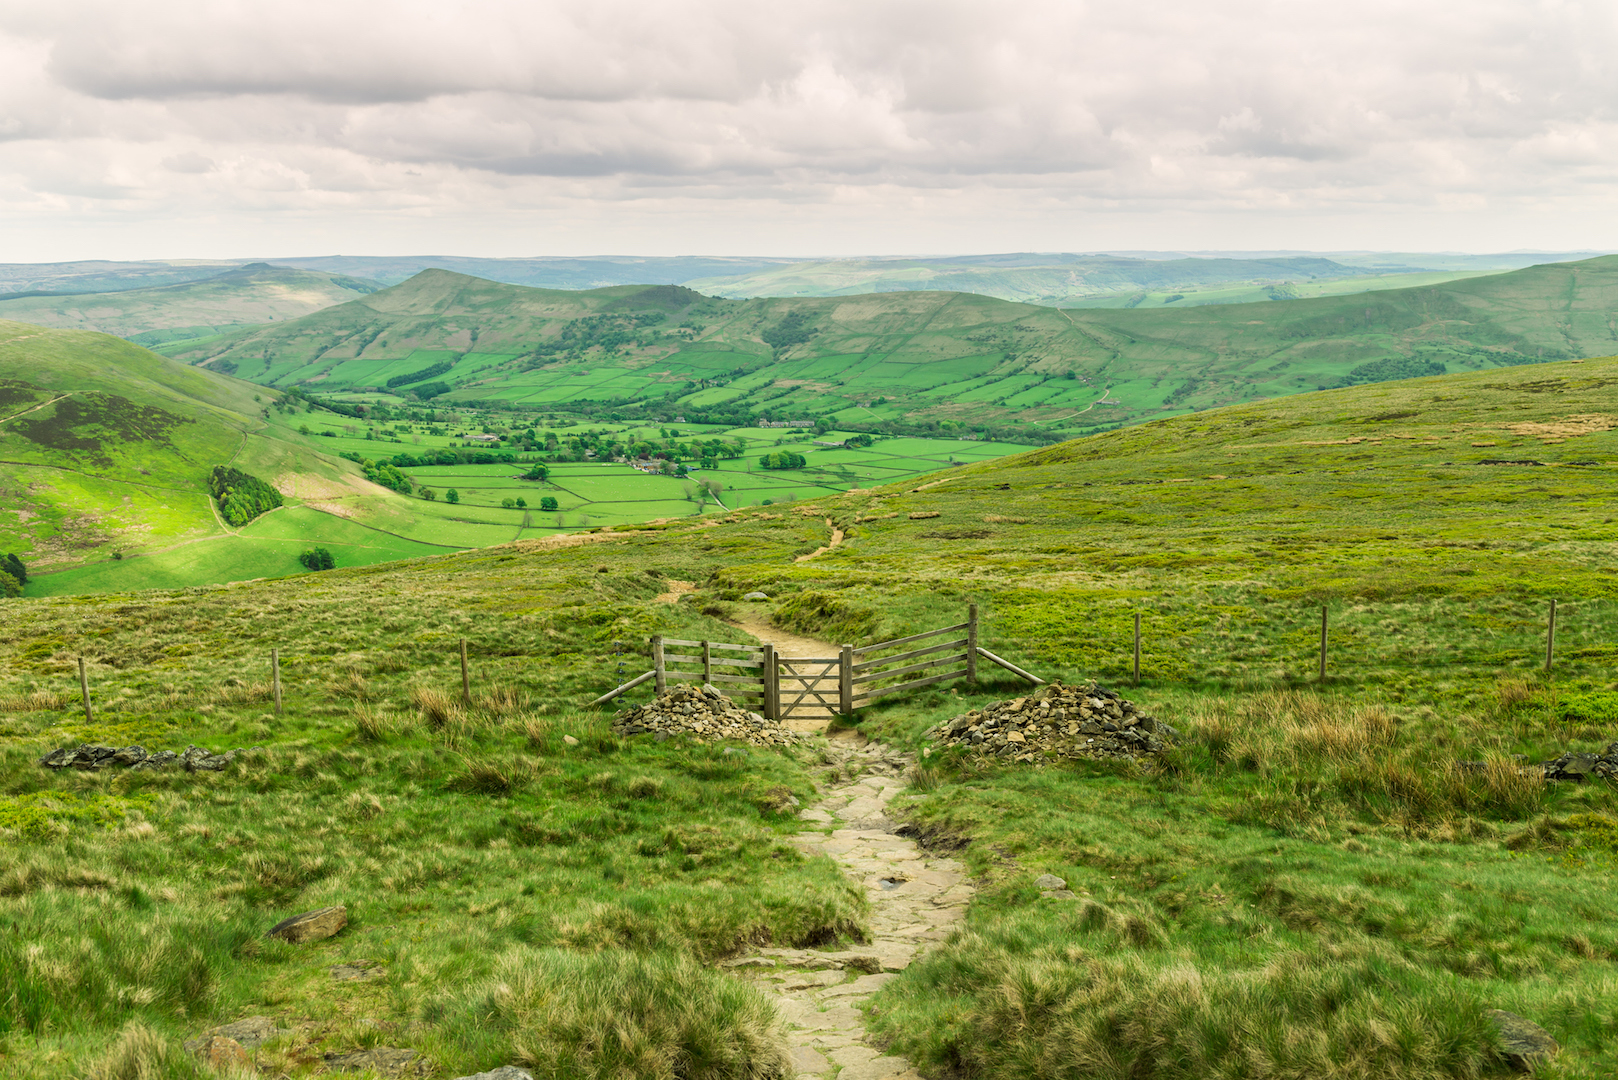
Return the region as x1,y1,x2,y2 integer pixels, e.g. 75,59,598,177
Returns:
723,740,972,1080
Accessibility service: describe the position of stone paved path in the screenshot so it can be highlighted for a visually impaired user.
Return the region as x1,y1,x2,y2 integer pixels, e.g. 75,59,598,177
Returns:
722,740,972,1079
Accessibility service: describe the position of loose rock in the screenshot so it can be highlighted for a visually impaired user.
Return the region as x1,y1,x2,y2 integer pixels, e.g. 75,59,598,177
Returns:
185,1016,287,1051
266,904,347,944
742,591,770,600
929,680,1176,764
1486,1009,1559,1070
452,1068,534,1080
324,1047,431,1077
192,1035,251,1072
615,684,800,748
38,743,261,771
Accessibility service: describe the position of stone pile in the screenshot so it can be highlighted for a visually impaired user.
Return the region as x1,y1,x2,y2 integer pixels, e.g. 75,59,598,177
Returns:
1539,743,1618,782
929,680,1178,764
615,683,799,748
39,743,260,772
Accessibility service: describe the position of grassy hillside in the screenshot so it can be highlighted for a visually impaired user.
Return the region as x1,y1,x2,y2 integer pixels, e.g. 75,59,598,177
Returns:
167,257,1618,442
1,356,1616,1076
0,264,382,351
0,321,458,590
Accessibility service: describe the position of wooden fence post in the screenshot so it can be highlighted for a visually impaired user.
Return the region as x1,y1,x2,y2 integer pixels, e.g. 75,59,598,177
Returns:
761,643,777,719
702,640,712,684
652,635,667,694
966,603,978,685
1318,605,1328,682
1545,599,1557,673
839,645,853,714
77,657,92,724
1133,613,1141,686
460,638,470,702
271,647,282,716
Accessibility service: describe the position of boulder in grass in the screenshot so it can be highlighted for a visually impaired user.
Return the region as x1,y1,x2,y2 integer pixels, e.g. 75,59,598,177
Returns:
1486,1009,1559,1071
266,905,347,944
324,1047,432,1077
185,1016,286,1051
453,1069,535,1080
742,591,769,600
191,1036,251,1072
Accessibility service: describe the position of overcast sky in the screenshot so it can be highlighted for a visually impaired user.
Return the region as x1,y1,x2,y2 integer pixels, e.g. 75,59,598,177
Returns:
1,0,1615,261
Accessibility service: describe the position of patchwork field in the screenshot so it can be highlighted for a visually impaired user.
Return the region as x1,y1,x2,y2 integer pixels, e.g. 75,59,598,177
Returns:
2,354,1617,1078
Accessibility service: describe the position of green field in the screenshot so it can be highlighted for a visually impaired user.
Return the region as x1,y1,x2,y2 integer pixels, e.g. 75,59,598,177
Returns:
3,355,1618,1077
163,257,1618,445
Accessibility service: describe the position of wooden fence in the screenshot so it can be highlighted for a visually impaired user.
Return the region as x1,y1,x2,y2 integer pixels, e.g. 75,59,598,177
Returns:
591,604,1043,717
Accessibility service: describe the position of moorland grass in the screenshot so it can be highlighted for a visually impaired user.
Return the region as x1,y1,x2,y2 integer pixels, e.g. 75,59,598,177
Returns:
4,357,1618,1075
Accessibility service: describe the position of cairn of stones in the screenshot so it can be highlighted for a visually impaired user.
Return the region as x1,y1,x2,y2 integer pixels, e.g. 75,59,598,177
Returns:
615,683,800,748
930,680,1177,764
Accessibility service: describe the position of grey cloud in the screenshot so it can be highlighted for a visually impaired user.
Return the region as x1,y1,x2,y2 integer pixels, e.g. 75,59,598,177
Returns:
1,0,1616,254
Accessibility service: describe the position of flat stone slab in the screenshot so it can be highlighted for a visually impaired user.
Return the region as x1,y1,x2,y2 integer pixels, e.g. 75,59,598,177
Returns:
266,904,346,944
1487,1009,1559,1070
452,1068,534,1080
184,1016,288,1051
324,1047,431,1077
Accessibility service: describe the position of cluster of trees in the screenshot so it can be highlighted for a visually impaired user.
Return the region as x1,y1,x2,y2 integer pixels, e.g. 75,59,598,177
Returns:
0,553,26,598
758,451,807,470
412,381,453,400
206,465,284,526
298,547,335,571
338,456,413,494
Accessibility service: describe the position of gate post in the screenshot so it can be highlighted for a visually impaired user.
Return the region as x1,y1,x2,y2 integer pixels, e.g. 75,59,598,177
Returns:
966,603,978,685
652,635,666,694
702,640,712,684
761,643,777,719
839,644,853,714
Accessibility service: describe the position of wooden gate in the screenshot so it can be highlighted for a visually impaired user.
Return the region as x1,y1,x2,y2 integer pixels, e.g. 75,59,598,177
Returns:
592,605,1042,714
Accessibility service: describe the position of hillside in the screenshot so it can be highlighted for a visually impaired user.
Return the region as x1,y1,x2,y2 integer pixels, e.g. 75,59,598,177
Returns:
2,356,1616,1077
682,252,1492,306
0,264,382,351
167,256,1618,439
0,321,461,591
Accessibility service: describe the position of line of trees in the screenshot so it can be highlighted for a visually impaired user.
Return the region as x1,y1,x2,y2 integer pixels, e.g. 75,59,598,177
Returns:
758,451,807,470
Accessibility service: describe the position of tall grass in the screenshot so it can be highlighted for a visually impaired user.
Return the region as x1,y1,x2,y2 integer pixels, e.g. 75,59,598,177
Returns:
432,948,790,1080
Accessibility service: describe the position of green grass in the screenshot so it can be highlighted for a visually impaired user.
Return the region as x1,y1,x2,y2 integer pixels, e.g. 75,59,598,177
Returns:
5,355,1618,1075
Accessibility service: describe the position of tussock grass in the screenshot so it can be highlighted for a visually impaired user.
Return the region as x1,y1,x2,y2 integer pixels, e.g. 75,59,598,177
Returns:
433,947,790,1080
87,1021,215,1080
877,919,1501,1080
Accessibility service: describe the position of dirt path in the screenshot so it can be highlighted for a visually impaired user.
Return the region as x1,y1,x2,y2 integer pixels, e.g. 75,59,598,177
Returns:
725,741,971,1079
795,518,846,563
725,610,841,733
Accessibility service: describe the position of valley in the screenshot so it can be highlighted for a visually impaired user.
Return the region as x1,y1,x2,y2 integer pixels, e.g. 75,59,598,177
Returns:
1,352,1616,1077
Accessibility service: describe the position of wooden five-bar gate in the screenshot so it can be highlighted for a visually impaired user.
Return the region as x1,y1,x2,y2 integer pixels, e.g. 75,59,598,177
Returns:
592,604,1041,718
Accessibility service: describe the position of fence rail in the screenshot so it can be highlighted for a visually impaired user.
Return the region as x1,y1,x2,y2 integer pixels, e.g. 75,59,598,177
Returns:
595,605,1042,718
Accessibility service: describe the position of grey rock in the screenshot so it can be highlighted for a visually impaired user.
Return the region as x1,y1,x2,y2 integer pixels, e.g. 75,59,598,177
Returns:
613,685,800,749
266,904,347,944
39,742,262,772
324,1047,432,1077
1033,873,1067,890
331,960,385,981
452,1068,534,1080
562,734,580,746
1042,888,1078,900
185,1016,287,1051
742,591,769,600
1486,1009,1558,1070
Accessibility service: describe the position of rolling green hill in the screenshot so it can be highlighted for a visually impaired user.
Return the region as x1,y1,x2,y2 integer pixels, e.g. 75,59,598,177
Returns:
0,264,382,352
3,354,1618,1077
167,256,1618,439
0,320,464,591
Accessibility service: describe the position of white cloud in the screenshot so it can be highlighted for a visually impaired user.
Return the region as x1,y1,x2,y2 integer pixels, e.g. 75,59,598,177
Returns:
0,0,1615,257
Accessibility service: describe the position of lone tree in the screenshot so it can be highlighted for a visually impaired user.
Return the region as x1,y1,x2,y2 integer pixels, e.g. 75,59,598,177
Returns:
539,496,559,511
446,489,460,504
298,547,335,571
